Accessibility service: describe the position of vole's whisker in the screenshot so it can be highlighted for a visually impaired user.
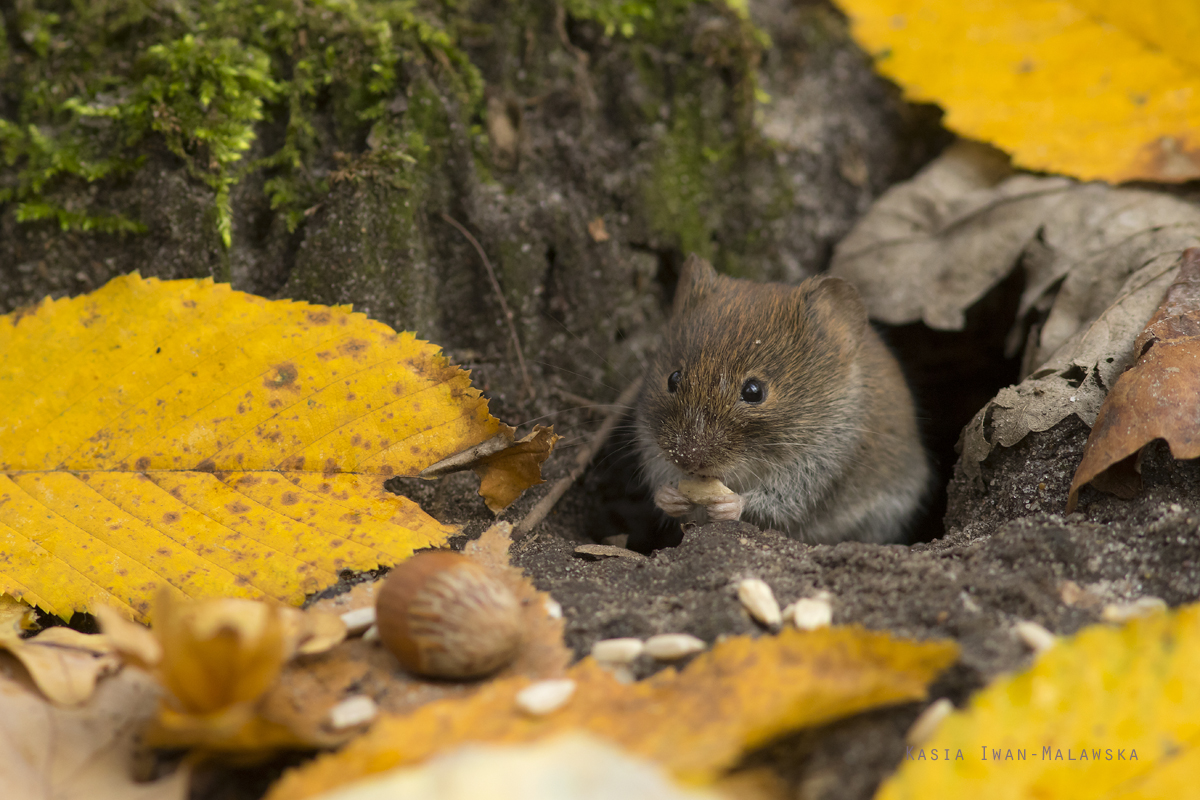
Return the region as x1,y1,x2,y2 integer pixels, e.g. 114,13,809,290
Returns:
539,311,641,386
528,359,623,394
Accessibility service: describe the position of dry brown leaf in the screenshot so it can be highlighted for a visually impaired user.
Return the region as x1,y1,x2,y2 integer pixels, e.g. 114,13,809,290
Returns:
1067,248,1200,511
838,145,1200,488
265,626,958,800
473,426,561,513
0,626,120,706
0,594,121,706
255,523,570,747
0,667,187,800
419,424,561,513
0,594,37,631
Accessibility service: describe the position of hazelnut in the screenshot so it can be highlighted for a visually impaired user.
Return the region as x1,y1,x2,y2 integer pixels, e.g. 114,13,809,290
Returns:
376,551,522,679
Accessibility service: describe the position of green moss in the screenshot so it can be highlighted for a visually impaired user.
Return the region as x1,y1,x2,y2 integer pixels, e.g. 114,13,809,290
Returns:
611,1,768,269
0,0,481,246
1,0,772,274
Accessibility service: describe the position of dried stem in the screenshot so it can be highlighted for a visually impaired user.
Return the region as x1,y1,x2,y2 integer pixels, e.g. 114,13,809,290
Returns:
441,212,535,401
516,376,643,538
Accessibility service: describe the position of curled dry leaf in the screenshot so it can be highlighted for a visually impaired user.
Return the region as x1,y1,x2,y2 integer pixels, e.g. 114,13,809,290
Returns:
97,591,345,751
0,592,120,706
833,144,1200,488
473,426,561,514
265,627,958,800
0,621,119,706
419,424,561,513
587,217,611,243
1067,248,1200,511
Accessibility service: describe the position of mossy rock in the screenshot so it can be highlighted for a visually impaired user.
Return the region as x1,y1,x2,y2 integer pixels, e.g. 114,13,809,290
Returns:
0,0,945,417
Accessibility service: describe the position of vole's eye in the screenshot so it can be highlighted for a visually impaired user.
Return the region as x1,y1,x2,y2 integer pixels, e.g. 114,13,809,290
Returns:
667,370,682,393
740,378,766,404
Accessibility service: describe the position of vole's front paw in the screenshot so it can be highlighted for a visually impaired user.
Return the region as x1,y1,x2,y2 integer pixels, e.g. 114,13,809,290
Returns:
654,484,694,517
704,492,744,522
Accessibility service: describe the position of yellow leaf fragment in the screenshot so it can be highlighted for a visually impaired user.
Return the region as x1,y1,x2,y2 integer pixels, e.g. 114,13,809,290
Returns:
0,274,511,622
0,668,187,800
0,593,36,631
834,0,1200,182
878,603,1200,800
152,591,290,715
265,627,958,800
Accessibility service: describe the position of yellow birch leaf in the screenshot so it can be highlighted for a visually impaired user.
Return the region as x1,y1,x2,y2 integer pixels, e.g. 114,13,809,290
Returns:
877,603,1200,800
833,0,1200,182
265,627,958,800
0,274,506,622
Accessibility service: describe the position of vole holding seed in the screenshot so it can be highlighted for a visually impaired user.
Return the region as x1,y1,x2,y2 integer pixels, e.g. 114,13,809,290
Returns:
636,254,929,544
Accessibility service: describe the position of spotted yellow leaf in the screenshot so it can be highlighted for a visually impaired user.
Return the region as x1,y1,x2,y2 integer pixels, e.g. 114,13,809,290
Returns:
265,626,958,800
0,275,505,621
878,604,1200,799
834,0,1200,182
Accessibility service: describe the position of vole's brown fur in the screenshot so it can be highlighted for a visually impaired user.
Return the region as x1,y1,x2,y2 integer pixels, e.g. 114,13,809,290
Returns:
636,254,928,543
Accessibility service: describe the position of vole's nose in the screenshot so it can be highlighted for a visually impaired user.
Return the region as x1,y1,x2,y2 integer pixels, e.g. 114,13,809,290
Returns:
668,444,708,475
663,418,723,475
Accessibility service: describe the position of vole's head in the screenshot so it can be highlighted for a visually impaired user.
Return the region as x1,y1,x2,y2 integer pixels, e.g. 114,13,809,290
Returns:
637,254,869,488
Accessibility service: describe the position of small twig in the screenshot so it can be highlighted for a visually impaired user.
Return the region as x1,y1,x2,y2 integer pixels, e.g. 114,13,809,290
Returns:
554,3,598,112
516,376,643,538
441,212,535,401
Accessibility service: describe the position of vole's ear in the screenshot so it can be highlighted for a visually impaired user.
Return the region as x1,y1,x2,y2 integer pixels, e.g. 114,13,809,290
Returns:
672,254,721,318
796,275,869,348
